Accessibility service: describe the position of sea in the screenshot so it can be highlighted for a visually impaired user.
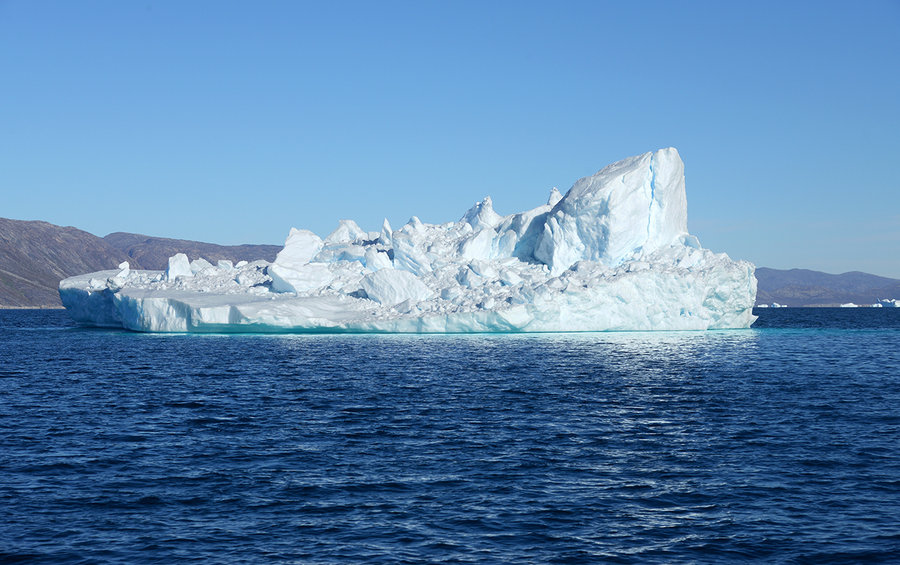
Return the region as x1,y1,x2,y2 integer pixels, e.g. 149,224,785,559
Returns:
1,308,899,564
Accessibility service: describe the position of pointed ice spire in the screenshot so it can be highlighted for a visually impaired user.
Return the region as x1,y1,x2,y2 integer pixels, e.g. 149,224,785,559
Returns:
547,187,563,207
379,218,393,245
461,196,503,230
324,219,366,245
399,216,425,236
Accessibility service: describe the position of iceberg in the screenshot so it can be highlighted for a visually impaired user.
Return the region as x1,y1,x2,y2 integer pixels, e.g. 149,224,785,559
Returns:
59,148,757,333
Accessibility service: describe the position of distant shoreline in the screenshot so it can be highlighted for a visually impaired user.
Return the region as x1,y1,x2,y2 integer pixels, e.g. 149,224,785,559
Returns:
0,305,65,310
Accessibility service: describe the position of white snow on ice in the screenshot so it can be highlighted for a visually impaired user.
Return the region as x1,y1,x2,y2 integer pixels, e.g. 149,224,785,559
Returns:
59,148,758,332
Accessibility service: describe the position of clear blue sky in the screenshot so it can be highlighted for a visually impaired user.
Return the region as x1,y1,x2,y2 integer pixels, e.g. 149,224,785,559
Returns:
2,1,898,277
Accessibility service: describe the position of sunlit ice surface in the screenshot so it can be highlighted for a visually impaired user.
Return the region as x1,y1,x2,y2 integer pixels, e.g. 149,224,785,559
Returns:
60,148,756,333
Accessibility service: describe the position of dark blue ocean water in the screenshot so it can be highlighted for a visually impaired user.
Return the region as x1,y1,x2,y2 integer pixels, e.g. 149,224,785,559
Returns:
1,308,899,564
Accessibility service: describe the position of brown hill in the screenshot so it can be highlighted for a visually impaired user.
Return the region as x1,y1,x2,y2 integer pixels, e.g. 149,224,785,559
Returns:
0,218,133,307
755,268,900,307
103,232,280,271
0,218,281,308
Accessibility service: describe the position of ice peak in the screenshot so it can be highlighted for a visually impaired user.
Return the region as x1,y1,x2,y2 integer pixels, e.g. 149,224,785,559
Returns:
165,253,192,281
534,147,688,274
547,187,563,207
324,219,366,245
461,196,503,230
404,216,425,233
274,229,322,267
379,218,393,245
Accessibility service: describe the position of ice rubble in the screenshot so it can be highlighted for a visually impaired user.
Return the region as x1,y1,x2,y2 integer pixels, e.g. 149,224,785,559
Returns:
59,148,758,332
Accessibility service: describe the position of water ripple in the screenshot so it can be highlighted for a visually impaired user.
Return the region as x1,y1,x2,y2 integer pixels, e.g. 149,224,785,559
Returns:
1,308,899,562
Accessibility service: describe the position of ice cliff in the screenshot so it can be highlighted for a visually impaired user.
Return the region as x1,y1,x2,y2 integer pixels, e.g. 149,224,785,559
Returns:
59,148,757,332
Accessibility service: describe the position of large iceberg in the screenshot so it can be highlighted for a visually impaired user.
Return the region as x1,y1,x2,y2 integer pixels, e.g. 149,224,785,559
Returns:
60,148,757,332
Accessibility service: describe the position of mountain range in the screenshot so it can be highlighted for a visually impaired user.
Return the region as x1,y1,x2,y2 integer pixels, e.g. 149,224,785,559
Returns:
0,217,897,308
755,267,900,307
